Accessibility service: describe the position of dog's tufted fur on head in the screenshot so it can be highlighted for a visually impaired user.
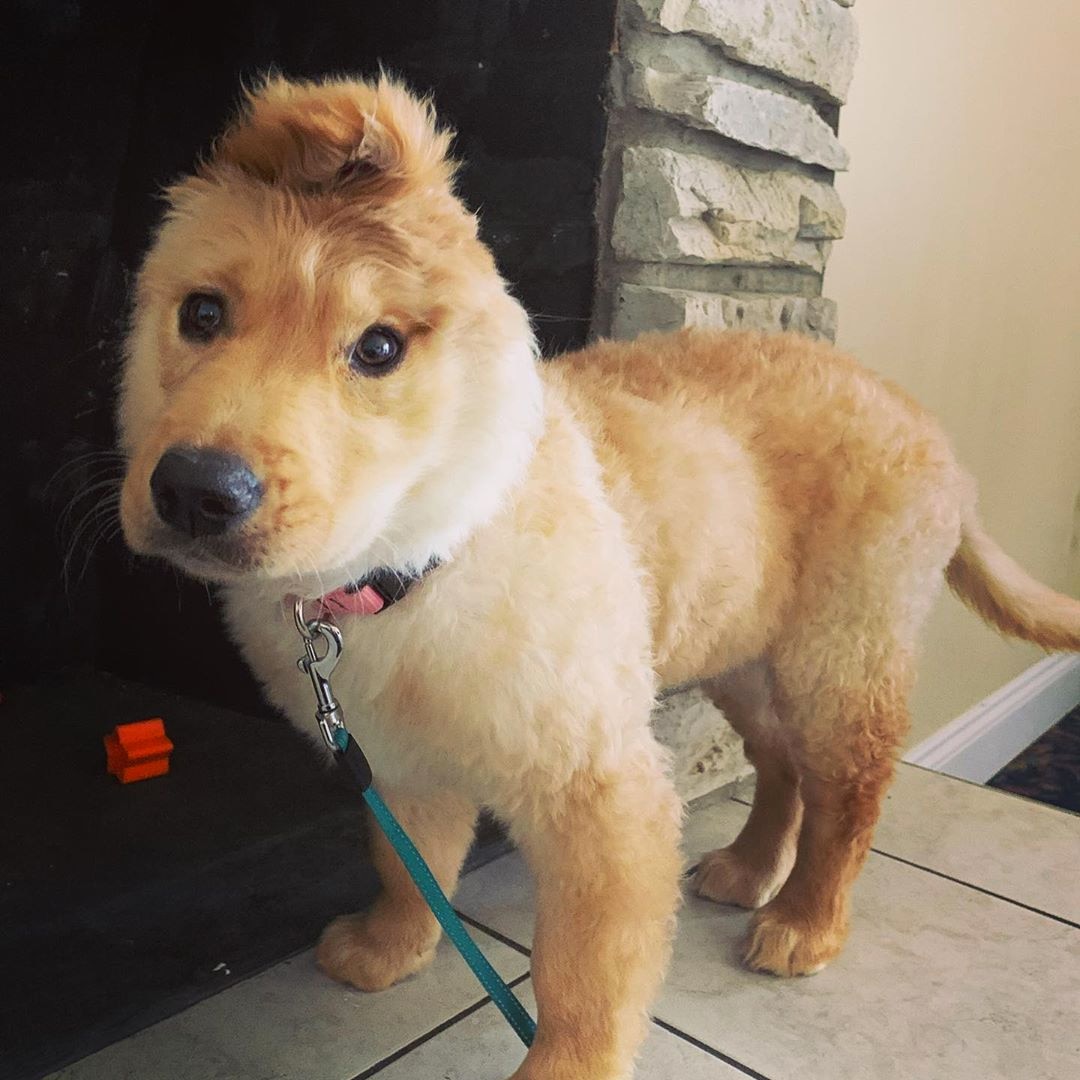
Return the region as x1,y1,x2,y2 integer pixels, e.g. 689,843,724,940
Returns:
211,75,458,195
118,75,1080,1080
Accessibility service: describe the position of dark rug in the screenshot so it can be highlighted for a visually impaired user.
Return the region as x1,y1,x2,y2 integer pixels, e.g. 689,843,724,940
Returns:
988,704,1080,814
0,669,506,1080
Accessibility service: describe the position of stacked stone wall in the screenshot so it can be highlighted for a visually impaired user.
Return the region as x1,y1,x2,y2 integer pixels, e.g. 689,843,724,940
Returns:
593,0,856,344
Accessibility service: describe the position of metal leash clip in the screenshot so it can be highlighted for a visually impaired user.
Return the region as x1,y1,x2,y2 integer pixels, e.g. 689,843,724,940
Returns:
293,597,347,751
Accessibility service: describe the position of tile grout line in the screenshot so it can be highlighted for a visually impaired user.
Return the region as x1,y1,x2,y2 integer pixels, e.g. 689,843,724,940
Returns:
651,1018,774,1080
352,972,532,1079
729,795,1080,930
870,849,1080,929
455,909,534,958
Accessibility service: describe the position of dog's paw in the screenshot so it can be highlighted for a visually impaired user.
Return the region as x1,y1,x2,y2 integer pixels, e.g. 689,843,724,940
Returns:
692,847,784,909
316,910,438,992
743,903,847,977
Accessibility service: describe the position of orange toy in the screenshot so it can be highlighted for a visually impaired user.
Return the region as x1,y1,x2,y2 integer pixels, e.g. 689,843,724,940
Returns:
104,718,174,783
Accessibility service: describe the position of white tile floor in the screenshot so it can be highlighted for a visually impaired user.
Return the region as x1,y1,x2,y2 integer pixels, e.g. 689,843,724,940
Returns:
48,764,1080,1080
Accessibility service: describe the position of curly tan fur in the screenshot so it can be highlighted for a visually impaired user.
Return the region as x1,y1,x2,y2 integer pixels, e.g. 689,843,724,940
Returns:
117,76,1080,1079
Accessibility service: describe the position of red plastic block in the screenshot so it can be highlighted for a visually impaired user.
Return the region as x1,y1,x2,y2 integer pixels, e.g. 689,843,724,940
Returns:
104,718,174,783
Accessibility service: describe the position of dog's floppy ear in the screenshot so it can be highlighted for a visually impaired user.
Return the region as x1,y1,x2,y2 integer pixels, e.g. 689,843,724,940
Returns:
207,75,455,197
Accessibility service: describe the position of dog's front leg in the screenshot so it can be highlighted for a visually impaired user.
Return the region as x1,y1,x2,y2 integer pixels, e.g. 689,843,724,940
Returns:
508,751,682,1080
317,787,477,991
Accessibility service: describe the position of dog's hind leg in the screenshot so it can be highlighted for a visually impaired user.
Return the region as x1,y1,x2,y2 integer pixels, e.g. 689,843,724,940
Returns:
693,662,803,909
743,628,914,977
316,788,477,991
744,654,909,976
739,443,962,977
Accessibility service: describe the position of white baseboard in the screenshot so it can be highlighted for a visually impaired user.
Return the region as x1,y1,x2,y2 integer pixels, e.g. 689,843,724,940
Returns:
904,654,1080,783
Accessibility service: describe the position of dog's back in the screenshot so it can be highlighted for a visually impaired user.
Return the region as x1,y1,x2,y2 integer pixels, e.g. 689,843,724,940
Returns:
545,328,968,686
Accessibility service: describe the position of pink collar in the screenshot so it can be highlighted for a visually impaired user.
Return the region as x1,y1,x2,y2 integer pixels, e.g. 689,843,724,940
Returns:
302,558,442,621
313,581,390,619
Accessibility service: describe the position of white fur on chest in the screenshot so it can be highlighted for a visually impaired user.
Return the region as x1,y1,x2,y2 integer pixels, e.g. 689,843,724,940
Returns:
223,540,658,813
223,587,460,792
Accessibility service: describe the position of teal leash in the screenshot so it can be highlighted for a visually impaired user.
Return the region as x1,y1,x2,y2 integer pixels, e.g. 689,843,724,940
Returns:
295,601,536,1047
338,731,536,1045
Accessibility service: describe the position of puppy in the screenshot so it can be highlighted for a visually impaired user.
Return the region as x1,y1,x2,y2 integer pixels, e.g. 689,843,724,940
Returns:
117,76,1080,1079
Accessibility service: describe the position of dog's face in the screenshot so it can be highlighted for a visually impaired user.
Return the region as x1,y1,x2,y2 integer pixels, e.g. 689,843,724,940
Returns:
119,77,541,596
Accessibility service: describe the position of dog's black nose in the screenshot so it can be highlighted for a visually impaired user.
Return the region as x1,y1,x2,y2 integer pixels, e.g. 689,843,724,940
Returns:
150,446,263,538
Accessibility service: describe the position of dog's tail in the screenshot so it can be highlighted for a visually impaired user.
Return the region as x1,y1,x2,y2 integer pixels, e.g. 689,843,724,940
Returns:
946,510,1080,651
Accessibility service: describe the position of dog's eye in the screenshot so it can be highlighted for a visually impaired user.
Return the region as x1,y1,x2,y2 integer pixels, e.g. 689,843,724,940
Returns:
350,326,404,375
179,292,225,342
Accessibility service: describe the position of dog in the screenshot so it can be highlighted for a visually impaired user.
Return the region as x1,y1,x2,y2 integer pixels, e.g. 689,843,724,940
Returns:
117,76,1080,1079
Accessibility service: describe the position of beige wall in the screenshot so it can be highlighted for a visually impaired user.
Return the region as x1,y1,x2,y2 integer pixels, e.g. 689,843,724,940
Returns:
826,1,1080,745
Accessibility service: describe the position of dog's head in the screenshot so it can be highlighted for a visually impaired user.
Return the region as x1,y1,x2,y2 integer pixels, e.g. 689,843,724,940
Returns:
118,76,541,596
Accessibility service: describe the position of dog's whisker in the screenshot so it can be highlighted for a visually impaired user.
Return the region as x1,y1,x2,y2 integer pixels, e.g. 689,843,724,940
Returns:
74,519,118,588
44,449,126,494
62,504,116,565
56,477,123,533
379,535,412,582
62,498,122,594
302,552,329,603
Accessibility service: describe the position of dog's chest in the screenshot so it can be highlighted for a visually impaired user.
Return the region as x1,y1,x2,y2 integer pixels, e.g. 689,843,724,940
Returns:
222,594,462,792
221,530,657,807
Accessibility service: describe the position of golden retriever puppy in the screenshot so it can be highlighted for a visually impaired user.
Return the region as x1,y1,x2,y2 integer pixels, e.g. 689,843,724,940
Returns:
117,76,1080,1079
